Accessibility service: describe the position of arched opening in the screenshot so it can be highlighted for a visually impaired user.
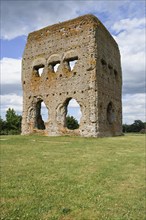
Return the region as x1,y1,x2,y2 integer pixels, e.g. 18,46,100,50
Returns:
114,69,118,81
35,100,48,130
54,63,60,72
33,64,45,76
48,61,60,73
107,102,115,124
64,57,78,71
65,98,82,130
69,60,78,71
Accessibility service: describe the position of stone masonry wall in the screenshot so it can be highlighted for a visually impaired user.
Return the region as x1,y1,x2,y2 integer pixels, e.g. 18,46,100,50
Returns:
21,14,122,137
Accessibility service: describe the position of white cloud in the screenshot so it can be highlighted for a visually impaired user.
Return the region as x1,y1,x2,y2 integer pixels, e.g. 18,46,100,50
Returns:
1,58,21,84
112,17,145,94
1,1,79,40
1,0,144,40
122,93,145,124
68,99,80,108
77,108,82,122
0,94,22,118
113,17,145,123
0,1,145,124
112,18,145,33
0,58,22,118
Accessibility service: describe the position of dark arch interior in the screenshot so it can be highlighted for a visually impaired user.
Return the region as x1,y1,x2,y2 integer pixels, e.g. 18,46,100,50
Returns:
107,102,115,124
35,100,48,130
33,64,45,76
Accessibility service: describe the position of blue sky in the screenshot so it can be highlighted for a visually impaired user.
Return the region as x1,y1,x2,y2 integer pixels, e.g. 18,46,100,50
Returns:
0,36,26,59
0,0,145,124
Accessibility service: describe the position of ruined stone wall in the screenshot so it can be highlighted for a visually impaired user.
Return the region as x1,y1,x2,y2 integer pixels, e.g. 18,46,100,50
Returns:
94,24,122,136
22,14,122,137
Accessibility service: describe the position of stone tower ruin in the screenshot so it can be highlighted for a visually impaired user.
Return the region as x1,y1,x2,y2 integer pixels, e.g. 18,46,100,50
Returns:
21,14,122,137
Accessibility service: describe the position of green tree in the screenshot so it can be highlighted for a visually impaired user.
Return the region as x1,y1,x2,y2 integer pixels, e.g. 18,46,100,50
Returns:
122,124,128,133
5,108,22,134
123,120,145,133
66,115,79,130
130,120,145,132
0,116,8,135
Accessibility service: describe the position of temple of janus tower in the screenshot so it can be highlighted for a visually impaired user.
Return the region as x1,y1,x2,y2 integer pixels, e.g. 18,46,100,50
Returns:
21,14,122,137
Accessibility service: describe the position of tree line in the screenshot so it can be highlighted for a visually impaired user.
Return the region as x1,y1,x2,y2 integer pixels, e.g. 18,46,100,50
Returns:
0,108,145,135
0,108,22,135
122,120,146,133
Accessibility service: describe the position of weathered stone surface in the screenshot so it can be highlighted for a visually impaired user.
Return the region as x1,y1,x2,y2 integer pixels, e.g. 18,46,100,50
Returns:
21,14,122,137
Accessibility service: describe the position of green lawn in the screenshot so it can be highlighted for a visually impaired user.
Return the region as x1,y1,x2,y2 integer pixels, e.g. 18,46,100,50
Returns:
0,134,145,220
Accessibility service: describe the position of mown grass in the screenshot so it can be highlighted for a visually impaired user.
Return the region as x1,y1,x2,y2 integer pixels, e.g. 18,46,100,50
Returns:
0,134,145,220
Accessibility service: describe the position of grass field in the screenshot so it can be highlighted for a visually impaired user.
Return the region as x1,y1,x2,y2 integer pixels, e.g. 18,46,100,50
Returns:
0,134,145,220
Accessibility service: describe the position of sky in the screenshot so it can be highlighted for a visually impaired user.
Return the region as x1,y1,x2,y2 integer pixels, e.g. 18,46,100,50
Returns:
0,0,145,124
